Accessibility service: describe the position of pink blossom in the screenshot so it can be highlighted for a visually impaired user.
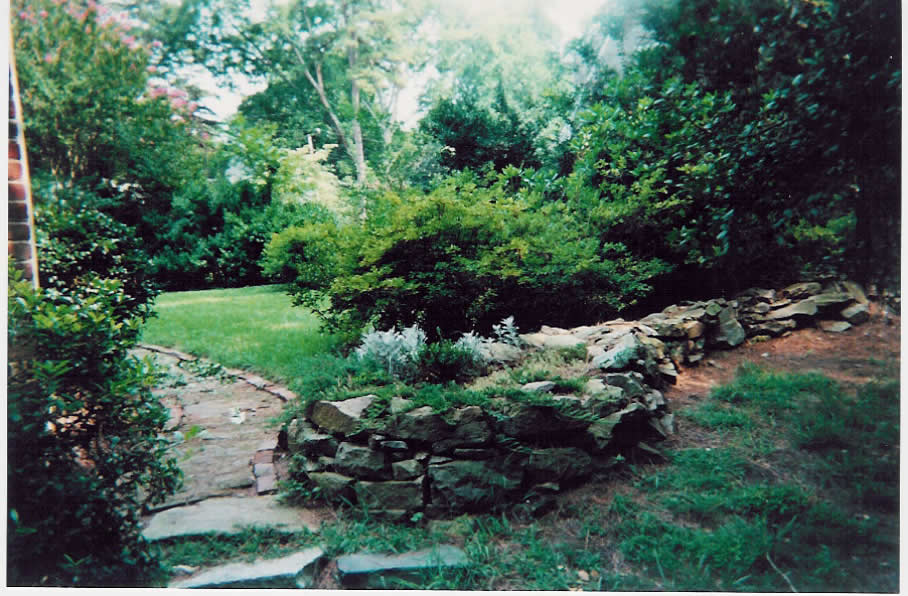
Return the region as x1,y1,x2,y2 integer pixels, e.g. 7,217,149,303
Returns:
121,35,136,45
146,65,158,73
152,40,163,48
187,102,198,113
18,10,28,19
43,52,55,63
172,97,187,108
39,10,48,17
150,87,167,98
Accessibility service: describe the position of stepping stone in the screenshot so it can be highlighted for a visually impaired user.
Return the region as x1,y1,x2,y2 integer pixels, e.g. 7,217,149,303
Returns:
819,320,852,333
142,495,320,541
168,546,324,588
336,545,469,588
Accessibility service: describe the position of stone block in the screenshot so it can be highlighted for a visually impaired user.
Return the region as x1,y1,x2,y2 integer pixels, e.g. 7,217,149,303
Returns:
391,459,423,480
708,307,746,348
385,406,452,442
309,395,375,436
781,281,822,299
522,381,556,393
142,495,319,541
334,442,389,480
428,460,522,510
288,418,339,457
169,547,324,589
841,303,870,325
308,471,356,501
336,545,468,589
256,474,277,495
253,462,274,477
355,477,425,510
819,320,852,333
522,447,592,483
593,333,641,370
767,299,818,320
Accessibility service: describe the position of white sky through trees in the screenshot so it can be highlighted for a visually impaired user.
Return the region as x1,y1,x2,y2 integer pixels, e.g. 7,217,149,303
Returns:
195,0,610,123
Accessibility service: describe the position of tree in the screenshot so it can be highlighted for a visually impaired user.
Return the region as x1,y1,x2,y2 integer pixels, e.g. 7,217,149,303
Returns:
175,0,427,187
418,2,570,174
12,0,206,254
638,0,901,285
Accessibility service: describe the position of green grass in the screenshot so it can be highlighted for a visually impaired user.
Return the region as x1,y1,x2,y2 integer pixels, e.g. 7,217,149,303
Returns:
613,367,900,592
142,285,339,385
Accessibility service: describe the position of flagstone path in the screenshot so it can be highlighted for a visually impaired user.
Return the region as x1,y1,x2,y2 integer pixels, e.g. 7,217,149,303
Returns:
134,345,318,535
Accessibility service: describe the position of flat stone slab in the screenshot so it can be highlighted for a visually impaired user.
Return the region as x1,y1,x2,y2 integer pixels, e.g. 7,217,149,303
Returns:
142,495,320,541
336,545,468,588
169,546,324,588
819,320,852,333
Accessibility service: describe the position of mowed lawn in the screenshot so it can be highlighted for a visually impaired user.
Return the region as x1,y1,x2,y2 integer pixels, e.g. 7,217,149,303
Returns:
141,285,338,383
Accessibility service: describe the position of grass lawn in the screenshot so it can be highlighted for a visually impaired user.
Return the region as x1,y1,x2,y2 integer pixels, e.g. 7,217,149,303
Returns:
141,285,338,384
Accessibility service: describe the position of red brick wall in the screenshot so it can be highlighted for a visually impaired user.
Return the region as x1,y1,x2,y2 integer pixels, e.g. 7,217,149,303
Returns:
9,55,39,288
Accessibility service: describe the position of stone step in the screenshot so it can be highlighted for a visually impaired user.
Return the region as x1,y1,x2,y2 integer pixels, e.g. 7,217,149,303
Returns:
142,495,320,541
336,544,468,588
168,546,324,589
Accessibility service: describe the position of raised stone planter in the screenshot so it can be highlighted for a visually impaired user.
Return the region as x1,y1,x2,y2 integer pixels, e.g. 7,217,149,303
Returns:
282,279,874,518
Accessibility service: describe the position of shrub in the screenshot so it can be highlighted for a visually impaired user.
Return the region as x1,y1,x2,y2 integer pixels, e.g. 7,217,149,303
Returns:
153,177,333,290
7,267,181,586
354,325,427,381
352,325,488,384
491,316,524,347
415,339,487,384
267,171,668,339
33,179,159,329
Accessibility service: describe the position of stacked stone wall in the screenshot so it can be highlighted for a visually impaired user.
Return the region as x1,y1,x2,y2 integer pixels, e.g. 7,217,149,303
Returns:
286,280,872,518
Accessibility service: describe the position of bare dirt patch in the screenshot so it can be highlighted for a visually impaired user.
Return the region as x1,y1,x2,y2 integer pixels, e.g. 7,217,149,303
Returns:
667,304,899,406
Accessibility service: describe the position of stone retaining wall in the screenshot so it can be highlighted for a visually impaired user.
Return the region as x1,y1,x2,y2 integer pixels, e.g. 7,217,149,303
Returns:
285,279,872,518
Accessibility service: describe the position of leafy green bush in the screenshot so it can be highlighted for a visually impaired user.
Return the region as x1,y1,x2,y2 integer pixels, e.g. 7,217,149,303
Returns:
415,339,487,384
34,179,159,329
266,171,668,339
153,175,333,290
7,267,181,586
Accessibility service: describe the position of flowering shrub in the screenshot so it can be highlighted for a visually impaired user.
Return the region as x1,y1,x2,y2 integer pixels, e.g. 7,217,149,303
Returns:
12,0,200,189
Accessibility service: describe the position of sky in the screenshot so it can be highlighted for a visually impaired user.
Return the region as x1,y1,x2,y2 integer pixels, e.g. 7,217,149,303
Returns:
196,0,610,123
